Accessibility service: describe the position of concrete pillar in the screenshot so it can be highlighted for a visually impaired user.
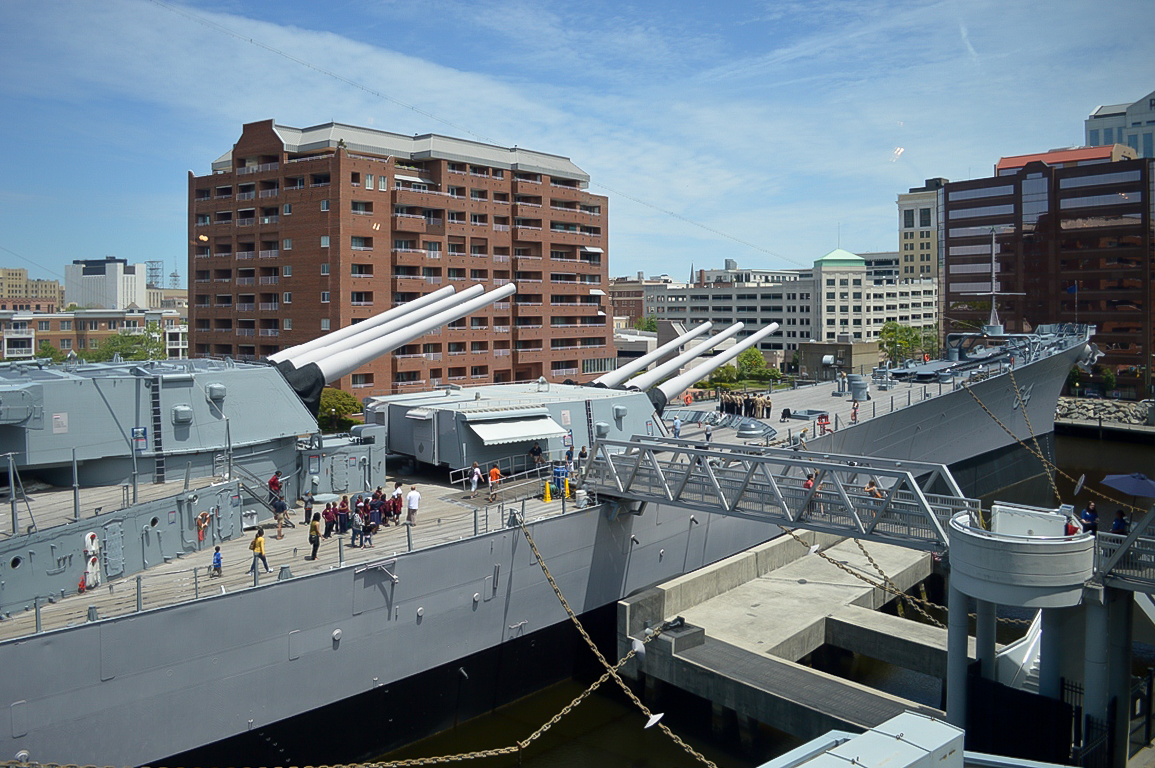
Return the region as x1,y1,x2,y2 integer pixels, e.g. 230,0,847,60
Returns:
1039,608,1063,699
1107,587,1133,768
976,599,997,681
1083,585,1109,724
946,579,969,727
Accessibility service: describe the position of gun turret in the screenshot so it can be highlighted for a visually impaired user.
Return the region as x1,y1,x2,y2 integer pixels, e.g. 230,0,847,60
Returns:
593,322,713,388
277,285,483,369
649,323,780,413
625,323,745,391
268,285,457,367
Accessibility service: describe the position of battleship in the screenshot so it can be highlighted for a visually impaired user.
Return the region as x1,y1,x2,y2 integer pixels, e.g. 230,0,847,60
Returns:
0,287,1095,766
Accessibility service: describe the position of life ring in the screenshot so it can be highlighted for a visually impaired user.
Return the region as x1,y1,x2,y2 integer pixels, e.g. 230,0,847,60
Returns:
683,393,692,406
196,511,211,542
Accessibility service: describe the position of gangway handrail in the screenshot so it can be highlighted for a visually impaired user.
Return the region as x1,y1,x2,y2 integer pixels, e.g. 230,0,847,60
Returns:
582,436,972,551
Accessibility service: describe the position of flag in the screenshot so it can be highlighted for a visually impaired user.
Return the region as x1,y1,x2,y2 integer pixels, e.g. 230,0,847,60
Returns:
1066,284,1078,294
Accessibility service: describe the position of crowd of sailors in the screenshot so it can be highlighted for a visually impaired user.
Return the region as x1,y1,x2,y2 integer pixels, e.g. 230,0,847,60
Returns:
717,391,773,419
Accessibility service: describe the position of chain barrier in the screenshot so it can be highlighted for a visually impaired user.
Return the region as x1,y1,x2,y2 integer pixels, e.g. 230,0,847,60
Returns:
961,378,1144,516
514,516,720,768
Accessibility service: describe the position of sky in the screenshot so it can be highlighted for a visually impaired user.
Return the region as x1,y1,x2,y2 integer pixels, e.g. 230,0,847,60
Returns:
1,0,1153,287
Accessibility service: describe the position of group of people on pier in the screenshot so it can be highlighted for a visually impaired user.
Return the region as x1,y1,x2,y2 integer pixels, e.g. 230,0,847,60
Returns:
718,391,773,419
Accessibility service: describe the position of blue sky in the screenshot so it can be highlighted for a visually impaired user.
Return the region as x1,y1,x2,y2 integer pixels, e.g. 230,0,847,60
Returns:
1,0,1152,286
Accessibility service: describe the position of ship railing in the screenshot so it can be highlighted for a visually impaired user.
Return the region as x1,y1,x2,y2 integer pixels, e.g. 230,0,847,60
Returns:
448,448,569,493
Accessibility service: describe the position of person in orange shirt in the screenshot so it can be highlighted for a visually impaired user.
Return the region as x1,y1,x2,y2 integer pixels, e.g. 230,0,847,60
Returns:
488,465,502,502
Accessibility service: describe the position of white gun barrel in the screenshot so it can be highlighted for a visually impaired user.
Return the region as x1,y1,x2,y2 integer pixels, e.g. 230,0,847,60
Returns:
625,323,745,391
593,322,713,387
317,284,518,383
656,323,780,402
268,285,457,365
282,285,484,368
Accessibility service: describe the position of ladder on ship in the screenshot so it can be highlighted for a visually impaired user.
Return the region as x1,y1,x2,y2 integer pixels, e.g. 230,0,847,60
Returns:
151,376,165,483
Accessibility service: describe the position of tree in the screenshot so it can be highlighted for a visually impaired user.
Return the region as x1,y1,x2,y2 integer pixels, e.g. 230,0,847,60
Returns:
320,387,360,431
879,322,920,363
1101,366,1117,394
634,316,657,333
710,364,738,384
37,341,65,363
86,323,167,362
736,347,768,381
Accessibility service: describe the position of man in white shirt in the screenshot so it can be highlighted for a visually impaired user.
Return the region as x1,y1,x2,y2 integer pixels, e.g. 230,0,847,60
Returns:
406,485,421,525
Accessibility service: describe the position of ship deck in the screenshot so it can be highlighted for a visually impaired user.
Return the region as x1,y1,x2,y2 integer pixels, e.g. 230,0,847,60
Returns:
0,469,568,642
668,376,951,444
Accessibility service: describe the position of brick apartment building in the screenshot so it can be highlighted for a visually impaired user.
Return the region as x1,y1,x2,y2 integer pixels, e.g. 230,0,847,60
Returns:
941,144,1152,396
189,120,614,396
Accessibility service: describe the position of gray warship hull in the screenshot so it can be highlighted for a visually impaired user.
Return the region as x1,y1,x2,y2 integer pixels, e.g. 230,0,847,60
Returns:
0,329,1091,766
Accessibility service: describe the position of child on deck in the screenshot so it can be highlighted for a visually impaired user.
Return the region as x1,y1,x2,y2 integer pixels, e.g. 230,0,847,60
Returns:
210,546,222,577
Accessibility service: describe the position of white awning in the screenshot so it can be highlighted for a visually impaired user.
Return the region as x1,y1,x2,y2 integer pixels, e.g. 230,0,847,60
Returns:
395,174,435,185
580,246,604,253
469,416,568,446
588,289,606,296
404,408,434,421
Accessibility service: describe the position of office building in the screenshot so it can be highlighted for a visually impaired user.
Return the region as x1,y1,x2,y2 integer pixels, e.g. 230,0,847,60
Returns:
65,257,149,310
608,272,684,326
1085,90,1155,157
0,269,64,312
897,179,945,279
189,120,613,395
0,309,187,361
645,255,937,353
941,146,1152,396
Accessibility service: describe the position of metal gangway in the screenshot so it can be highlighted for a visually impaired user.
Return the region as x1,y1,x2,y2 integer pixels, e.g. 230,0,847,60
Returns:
582,435,975,552
581,435,1155,592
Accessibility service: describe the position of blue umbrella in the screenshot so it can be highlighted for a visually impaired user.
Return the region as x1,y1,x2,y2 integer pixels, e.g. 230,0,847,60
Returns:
1102,473,1155,499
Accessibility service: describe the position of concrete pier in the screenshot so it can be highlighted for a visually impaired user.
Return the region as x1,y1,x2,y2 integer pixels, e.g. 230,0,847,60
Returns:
620,532,958,741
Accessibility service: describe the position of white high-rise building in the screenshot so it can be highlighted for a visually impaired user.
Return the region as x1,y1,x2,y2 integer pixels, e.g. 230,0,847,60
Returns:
64,257,149,310
1085,89,1155,158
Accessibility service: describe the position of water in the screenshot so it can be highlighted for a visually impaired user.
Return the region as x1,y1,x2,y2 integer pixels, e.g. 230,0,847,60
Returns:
374,435,1155,767
375,679,765,768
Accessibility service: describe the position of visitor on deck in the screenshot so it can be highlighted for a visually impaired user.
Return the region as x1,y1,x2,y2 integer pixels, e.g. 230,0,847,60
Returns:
1081,502,1098,535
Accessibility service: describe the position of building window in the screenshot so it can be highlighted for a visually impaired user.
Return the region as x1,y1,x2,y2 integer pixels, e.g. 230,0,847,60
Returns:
366,173,374,189
321,319,330,331
1088,128,1099,145
321,200,330,212
919,208,931,227
284,318,292,331
61,320,72,331
320,292,330,303
903,209,915,228
89,339,99,349
321,235,330,248
283,265,292,277
283,238,292,250
60,338,71,350
37,321,49,331
283,203,292,215
321,263,330,275
283,292,292,304
379,175,388,191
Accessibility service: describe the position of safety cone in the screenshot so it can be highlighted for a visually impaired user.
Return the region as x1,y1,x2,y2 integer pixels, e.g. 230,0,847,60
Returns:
543,480,552,503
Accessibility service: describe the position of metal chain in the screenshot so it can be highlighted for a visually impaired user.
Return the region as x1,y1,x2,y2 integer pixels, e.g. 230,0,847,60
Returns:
961,379,1145,515
514,516,720,768
1007,367,1062,505
852,538,944,628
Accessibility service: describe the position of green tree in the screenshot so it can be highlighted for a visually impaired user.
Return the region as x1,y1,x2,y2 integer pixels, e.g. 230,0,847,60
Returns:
37,340,65,363
879,321,920,362
86,323,167,362
710,364,738,384
320,387,360,431
1067,365,1081,391
736,347,768,380
634,316,657,332
1101,367,1117,393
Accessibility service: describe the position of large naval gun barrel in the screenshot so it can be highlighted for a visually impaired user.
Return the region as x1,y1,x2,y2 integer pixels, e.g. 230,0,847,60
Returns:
625,322,745,391
592,322,713,388
278,285,483,368
649,322,780,413
269,285,458,366
274,284,516,416
317,283,518,384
